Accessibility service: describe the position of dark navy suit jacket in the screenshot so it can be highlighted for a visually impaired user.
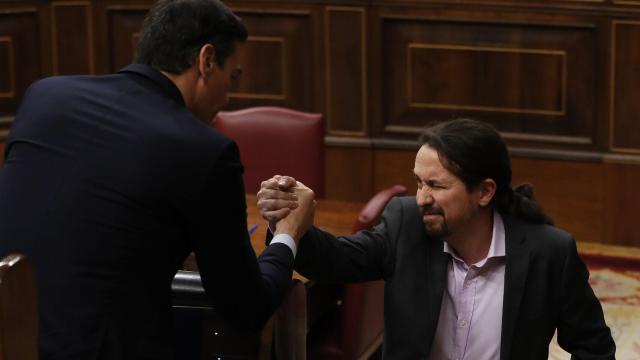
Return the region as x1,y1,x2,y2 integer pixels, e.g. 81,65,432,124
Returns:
0,64,294,360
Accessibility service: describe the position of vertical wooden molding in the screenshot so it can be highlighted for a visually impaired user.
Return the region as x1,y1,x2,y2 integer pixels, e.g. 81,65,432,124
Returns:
325,6,367,136
609,20,640,154
0,36,16,98
131,32,140,60
51,1,95,75
0,116,14,141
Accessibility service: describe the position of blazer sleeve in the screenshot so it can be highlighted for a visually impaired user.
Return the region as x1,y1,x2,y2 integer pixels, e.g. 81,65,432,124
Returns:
292,197,403,283
556,238,616,359
185,141,294,332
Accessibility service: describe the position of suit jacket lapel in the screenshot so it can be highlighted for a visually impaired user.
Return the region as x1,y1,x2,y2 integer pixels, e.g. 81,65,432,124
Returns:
425,233,449,351
500,216,530,360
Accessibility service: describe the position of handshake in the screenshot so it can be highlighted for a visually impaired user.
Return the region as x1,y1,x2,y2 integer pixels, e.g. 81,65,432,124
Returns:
257,175,316,244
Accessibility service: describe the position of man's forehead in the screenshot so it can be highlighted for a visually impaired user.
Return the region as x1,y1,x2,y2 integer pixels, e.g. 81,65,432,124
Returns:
414,146,456,180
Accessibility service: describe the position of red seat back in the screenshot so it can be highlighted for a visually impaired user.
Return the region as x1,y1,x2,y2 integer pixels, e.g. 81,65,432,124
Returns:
340,185,407,359
215,107,324,196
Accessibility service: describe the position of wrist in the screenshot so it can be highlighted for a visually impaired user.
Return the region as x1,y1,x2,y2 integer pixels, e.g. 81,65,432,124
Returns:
274,225,300,243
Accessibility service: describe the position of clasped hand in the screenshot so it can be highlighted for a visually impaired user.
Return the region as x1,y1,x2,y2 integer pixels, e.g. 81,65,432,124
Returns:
257,175,316,243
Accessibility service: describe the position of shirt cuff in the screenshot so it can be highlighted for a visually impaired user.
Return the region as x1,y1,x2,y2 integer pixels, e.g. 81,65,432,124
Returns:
270,233,297,258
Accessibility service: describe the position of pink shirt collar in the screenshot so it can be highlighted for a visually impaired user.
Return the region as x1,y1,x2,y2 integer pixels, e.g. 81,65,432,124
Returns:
443,211,506,267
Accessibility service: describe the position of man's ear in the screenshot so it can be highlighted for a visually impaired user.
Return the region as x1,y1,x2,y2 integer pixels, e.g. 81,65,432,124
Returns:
197,43,217,78
477,178,497,207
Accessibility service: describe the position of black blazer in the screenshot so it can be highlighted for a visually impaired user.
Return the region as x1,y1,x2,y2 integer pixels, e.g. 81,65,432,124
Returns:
0,64,294,360
294,196,615,360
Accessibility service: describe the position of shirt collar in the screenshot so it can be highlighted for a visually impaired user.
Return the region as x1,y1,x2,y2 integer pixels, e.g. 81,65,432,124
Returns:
443,210,506,266
118,64,186,107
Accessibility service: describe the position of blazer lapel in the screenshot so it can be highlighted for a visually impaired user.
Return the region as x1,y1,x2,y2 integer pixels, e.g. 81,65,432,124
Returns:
425,234,449,350
500,216,530,360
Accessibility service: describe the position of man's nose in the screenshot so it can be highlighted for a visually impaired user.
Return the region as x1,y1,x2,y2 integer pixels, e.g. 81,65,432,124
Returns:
416,187,434,206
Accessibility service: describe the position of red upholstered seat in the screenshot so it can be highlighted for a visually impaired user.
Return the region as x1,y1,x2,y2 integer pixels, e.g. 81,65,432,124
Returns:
0,254,38,360
215,107,324,196
309,185,408,360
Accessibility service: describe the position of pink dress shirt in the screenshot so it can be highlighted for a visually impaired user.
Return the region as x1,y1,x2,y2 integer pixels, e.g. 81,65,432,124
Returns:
428,212,506,360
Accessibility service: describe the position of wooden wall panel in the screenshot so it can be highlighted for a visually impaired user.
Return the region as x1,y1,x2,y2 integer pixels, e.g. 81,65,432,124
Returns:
325,146,373,201
408,45,565,116
106,7,148,72
613,0,640,5
604,163,640,247
234,35,286,99
0,0,638,248
52,2,94,75
610,21,640,153
327,145,640,246
325,6,366,136
0,8,41,118
379,15,597,149
372,148,417,195
0,37,14,98
228,9,315,112
335,146,640,246
0,116,10,139
511,158,605,244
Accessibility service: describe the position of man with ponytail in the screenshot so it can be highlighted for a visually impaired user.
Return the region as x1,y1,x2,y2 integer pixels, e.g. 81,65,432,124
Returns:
258,118,615,360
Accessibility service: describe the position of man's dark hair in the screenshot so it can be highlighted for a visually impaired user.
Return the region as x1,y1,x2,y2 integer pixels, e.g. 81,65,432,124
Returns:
420,118,553,225
135,0,248,73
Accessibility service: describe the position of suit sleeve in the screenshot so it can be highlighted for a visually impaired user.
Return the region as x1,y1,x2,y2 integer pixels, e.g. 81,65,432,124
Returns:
556,238,616,359
186,141,294,332
291,197,402,283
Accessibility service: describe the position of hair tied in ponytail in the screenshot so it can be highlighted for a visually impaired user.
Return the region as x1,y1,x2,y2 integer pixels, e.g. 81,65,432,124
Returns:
513,183,535,201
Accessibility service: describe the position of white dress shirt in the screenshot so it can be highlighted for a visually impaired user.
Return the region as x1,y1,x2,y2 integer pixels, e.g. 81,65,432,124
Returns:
270,233,297,257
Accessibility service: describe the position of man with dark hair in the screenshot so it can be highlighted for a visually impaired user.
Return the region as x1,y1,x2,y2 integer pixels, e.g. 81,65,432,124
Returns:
258,118,615,359
0,0,314,359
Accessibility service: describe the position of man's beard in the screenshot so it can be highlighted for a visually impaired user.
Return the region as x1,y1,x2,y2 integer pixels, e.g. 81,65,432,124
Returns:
420,205,450,239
